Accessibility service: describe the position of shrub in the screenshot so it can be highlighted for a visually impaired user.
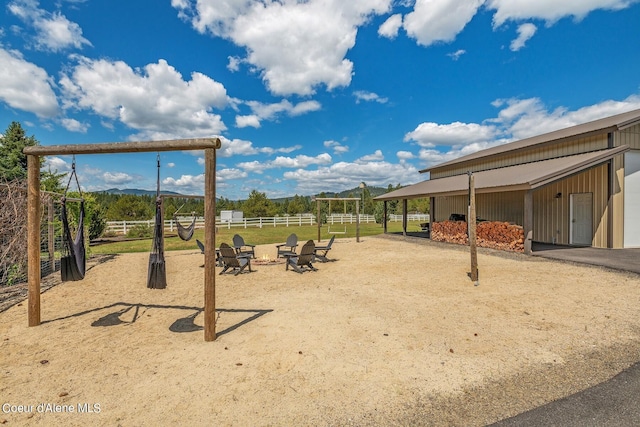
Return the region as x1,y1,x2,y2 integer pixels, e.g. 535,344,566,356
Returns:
126,224,153,238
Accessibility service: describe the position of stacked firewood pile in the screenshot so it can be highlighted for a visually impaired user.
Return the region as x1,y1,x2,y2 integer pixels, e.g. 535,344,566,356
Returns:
431,220,525,252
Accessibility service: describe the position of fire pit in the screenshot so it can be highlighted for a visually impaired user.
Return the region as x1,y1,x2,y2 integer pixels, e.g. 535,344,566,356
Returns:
253,254,286,266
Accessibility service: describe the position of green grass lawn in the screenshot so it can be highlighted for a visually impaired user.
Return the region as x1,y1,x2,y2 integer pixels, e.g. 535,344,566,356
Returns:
90,221,425,254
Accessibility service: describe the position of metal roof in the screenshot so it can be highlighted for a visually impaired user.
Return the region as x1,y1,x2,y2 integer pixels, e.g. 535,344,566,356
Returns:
419,108,640,174
375,146,629,201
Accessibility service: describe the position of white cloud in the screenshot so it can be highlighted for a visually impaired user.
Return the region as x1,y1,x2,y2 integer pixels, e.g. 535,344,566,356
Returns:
174,0,391,96
227,55,242,72
160,168,249,194
290,100,323,116
237,153,333,174
167,162,176,168
235,114,260,128
324,140,349,154
59,57,229,140
43,156,71,173
8,0,91,52
357,150,384,163
103,171,134,185
0,47,59,118
403,0,484,46
404,121,499,147
447,49,466,60
213,135,302,158
236,99,321,128
217,168,248,181
353,90,388,104
162,174,205,194
510,23,537,51
378,13,403,38
246,99,321,120
396,150,415,161
399,0,638,49
283,160,419,195
487,0,638,27
491,95,640,140
61,117,88,132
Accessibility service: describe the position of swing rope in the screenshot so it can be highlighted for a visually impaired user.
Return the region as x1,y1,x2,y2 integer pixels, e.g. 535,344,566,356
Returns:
60,156,86,281
147,153,167,289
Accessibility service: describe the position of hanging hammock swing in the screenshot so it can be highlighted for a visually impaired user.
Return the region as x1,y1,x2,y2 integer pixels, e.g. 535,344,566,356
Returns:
60,157,86,282
147,154,167,289
173,205,196,241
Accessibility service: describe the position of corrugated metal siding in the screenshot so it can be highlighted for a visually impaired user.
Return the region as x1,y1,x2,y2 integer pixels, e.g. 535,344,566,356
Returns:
617,124,640,149
432,134,608,179
532,165,609,247
477,192,525,224
433,192,524,224
434,196,467,221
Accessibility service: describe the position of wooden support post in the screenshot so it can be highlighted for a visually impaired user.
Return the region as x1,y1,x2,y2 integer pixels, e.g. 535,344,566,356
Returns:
48,197,55,275
356,200,360,243
402,199,408,236
468,173,479,285
430,197,435,240
316,199,321,242
383,201,388,233
204,148,217,342
27,155,41,326
524,190,533,255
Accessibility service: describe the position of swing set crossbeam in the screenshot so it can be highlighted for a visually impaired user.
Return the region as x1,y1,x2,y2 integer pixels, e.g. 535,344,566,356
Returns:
23,138,221,156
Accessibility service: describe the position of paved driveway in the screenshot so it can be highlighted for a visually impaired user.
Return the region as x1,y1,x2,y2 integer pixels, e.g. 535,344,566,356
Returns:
532,243,640,275
489,361,640,426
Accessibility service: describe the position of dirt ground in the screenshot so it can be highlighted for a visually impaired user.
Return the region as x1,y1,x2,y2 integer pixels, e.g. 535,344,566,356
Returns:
1,234,640,426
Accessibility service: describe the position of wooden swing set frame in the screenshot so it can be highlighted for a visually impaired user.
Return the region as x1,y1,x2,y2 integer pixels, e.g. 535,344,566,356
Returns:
313,197,362,243
23,138,221,341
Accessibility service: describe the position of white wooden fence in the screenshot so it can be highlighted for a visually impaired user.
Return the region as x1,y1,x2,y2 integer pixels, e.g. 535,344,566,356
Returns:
105,213,425,235
388,214,430,222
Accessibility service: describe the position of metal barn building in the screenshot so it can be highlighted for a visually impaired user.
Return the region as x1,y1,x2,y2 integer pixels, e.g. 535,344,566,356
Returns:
375,109,640,253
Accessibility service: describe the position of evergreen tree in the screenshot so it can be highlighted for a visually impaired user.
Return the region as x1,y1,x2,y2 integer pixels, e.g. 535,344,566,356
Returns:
106,194,153,220
241,190,278,217
0,122,41,181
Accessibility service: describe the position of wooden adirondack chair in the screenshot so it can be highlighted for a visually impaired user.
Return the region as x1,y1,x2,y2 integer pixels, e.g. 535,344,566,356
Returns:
313,235,335,262
276,233,298,258
232,234,256,258
285,240,318,273
218,243,252,276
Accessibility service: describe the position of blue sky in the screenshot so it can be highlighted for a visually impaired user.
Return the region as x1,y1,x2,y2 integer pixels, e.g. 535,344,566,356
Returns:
1,0,640,200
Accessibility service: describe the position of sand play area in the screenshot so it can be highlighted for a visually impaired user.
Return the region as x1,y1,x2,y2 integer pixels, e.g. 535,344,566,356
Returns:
1,234,640,426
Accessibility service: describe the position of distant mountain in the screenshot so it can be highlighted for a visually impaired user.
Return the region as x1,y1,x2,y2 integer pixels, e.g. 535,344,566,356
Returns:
269,186,390,203
99,188,183,196
331,186,388,198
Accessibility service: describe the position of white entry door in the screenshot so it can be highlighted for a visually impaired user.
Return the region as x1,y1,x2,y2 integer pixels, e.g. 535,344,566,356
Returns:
570,193,593,246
